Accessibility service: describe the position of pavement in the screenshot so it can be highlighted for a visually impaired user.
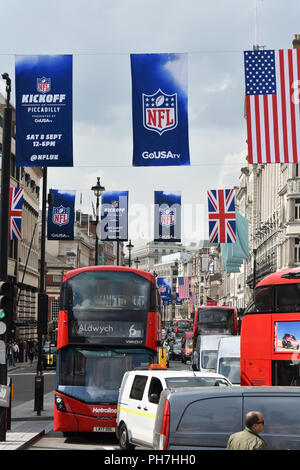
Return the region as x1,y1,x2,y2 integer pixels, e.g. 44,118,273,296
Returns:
0,360,54,451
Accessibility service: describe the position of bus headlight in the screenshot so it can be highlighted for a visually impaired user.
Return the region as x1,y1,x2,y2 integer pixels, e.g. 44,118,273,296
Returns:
55,395,67,412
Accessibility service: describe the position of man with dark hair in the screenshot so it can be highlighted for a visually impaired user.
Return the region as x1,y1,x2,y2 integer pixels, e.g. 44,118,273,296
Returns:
226,411,267,450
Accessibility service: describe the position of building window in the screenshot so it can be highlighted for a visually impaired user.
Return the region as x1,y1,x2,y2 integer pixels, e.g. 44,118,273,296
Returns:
295,199,300,220
51,299,60,321
295,238,300,264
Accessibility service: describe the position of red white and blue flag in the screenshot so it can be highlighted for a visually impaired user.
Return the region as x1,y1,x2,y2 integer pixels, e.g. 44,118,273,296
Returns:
207,189,236,243
178,277,190,300
9,187,24,240
244,49,300,164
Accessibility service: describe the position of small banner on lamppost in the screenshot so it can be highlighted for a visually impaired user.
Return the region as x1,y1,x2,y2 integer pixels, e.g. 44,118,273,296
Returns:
47,189,75,240
15,54,73,167
157,277,172,305
101,191,128,241
154,191,181,242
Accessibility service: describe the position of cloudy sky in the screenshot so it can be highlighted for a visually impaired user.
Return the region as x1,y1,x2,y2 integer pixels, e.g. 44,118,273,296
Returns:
0,0,299,246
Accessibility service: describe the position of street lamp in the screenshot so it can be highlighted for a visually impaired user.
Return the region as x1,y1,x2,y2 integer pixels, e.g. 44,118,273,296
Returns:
0,72,11,442
91,177,105,265
135,258,140,269
126,240,134,267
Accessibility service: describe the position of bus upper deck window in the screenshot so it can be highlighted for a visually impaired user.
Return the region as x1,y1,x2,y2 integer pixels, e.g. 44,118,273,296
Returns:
276,284,300,312
253,286,273,312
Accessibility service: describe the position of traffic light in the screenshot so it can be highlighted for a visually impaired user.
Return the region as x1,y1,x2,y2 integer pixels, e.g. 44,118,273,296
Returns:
0,281,10,340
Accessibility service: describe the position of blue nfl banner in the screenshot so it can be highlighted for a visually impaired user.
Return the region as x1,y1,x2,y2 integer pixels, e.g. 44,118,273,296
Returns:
47,190,75,240
154,191,181,242
15,55,73,167
131,53,190,167
157,277,172,304
101,191,128,241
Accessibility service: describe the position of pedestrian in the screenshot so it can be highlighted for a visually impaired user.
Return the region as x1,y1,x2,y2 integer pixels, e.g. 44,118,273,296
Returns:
13,341,19,363
7,342,15,367
28,346,35,366
226,411,267,450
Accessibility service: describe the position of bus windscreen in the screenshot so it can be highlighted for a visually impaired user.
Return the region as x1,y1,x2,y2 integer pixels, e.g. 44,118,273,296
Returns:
57,347,154,404
197,308,235,334
68,270,151,311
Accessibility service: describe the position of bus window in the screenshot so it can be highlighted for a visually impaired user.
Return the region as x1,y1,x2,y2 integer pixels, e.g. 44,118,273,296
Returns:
276,284,300,313
272,360,300,386
252,286,273,312
69,271,151,312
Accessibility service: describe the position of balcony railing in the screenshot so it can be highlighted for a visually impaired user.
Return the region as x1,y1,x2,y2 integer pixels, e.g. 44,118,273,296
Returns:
287,178,300,196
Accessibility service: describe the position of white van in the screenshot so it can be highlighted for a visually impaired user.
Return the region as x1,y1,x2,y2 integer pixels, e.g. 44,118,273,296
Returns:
116,369,232,450
192,334,227,372
217,335,240,385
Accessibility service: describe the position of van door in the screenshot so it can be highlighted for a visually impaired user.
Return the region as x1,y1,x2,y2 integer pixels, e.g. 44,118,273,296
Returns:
174,396,243,449
141,376,164,446
244,394,300,450
127,375,149,442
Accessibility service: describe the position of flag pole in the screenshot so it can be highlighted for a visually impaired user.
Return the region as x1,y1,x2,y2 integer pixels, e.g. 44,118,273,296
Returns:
254,0,258,49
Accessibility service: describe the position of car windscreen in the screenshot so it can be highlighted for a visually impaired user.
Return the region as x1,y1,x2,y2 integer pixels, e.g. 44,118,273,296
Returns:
165,377,230,388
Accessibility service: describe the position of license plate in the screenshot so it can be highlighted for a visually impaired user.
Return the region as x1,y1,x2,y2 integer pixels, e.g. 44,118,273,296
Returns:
93,427,116,432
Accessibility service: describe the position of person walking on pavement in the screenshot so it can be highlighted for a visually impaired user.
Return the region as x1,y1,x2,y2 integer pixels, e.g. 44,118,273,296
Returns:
226,411,267,450
28,346,35,366
7,342,15,367
13,341,19,363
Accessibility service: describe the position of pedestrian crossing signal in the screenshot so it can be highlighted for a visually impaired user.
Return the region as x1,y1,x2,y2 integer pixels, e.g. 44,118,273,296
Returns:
0,281,11,339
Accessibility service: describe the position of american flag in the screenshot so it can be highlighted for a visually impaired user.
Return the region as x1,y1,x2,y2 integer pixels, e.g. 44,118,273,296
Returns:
178,277,190,300
207,189,236,243
244,49,300,164
9,187,24,240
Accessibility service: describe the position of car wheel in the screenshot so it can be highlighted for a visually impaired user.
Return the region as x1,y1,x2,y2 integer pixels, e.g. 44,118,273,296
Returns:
119,423,135,451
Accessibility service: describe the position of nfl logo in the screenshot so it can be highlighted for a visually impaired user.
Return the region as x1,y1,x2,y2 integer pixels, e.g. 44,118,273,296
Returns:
37,77,51,94
111,200,118,208
53,205,70,226
143,89,178,135
160,208,176,226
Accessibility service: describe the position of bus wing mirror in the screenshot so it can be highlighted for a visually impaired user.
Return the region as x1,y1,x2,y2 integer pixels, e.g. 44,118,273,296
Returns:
60,285,73,310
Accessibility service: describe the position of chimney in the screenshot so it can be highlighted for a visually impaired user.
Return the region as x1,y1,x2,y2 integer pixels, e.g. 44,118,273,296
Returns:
292,34,300,49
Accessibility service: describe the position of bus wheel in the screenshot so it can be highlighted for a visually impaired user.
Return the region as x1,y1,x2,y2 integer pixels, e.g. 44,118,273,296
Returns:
119,423,135,451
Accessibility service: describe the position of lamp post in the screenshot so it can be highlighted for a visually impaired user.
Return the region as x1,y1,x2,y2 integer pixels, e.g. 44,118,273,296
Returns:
253,248,257,289
0,73,11,442
126,240,134,267
34,167,48,416
134,258,140,269
91,177,105,266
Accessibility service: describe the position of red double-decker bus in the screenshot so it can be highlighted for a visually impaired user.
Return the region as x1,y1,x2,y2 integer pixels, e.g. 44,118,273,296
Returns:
54,266,161,435
174,319,193,335
241,268,300,386
193,305,238,341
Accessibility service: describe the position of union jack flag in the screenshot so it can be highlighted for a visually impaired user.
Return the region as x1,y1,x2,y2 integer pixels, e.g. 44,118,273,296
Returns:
207,189,236,243
9,187,24,240
178,277,190,300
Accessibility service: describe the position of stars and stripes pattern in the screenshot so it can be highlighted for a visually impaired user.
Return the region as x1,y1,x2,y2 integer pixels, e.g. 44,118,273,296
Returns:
244,49,300,164
178,276,190,300
208,189,236,243
9,187,24,240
